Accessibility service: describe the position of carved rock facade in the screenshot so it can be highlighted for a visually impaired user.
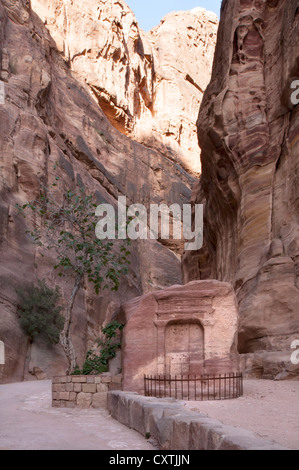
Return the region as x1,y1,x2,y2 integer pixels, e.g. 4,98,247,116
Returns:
121,280,239,394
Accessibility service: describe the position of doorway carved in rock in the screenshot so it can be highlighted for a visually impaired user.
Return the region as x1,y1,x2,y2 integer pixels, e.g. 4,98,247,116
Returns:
165,320,204,375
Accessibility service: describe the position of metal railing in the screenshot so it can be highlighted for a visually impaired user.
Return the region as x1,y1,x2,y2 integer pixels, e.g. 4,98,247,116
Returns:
144,372,243,401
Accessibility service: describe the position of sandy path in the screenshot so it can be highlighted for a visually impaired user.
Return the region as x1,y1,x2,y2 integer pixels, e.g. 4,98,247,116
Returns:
0,380,155,451
183,379,299,450
1,379,298,450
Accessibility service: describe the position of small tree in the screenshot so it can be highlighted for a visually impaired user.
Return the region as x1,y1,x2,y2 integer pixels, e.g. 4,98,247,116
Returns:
16,280,64,345
17,173,130,374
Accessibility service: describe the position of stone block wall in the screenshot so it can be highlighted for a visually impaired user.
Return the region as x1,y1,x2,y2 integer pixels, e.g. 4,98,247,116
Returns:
52,373,122,409
107,391,288,450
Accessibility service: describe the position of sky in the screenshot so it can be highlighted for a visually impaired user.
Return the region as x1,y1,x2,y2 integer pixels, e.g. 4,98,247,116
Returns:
126,1,222,31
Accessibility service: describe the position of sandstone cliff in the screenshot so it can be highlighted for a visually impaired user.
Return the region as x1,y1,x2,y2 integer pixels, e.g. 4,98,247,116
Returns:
30,0,218,175
0,1,217,382
183,0,299,379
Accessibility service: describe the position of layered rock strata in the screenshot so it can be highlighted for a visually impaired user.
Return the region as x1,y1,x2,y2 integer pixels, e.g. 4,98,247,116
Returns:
0,0,215,382
183,0,299,378
31,0,218,175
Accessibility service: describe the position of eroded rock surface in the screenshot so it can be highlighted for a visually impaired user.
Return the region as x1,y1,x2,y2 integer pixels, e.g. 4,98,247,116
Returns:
183,0,299,378
121,280,239,394
30,0,218,175
0,0,212,382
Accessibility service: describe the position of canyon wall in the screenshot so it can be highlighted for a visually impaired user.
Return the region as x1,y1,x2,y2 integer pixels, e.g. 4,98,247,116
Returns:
3,0,296,383
0,1,217,382
30,0,218,175
183,0,299,378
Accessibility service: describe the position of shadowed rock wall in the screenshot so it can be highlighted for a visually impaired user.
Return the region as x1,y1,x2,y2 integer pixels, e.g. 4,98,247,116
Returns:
183,0,299,378
0,0,214,382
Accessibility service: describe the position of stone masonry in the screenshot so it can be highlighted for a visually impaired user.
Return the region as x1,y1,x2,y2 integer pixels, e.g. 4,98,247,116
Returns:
121,280,240,394
52,373,122,409
107,391,289,450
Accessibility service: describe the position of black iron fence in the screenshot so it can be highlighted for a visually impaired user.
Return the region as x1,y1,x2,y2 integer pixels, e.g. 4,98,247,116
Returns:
144,372,243,401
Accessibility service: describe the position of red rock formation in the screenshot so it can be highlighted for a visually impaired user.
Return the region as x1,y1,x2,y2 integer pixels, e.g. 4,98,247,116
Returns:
30,0,218,175
0,0,213,382
121,280,239,394
183,0,299,379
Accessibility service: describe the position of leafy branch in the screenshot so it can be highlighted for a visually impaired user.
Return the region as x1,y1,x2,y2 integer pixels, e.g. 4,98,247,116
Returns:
73,321,124,375
16,170,130,374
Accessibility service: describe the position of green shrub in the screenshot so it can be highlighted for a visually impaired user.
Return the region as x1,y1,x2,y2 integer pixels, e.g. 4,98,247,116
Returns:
76,350,109,375
73,321,124,375
16,280,64,345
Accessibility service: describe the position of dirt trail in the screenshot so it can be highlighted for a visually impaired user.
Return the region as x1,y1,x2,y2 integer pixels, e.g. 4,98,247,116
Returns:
184,379,299,450
1,379,298,450
0,380,155,451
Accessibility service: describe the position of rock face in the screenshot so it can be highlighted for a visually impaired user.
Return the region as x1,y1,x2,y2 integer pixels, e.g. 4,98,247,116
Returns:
0,0,216,383
120,280,239,394
183,0,299,378
30,0,218,175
